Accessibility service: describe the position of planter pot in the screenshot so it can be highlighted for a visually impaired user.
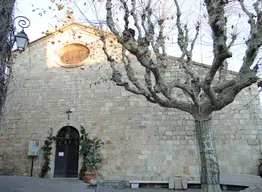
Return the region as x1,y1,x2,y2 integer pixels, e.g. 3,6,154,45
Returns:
258,163,262,177
85,171,96,183
259,170,262,178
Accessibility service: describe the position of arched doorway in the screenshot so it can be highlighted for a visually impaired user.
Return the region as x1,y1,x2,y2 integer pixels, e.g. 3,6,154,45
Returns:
54,126,79,177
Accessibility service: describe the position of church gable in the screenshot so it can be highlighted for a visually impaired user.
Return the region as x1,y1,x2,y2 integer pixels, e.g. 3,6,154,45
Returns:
16,23,119,70
44,23,119,69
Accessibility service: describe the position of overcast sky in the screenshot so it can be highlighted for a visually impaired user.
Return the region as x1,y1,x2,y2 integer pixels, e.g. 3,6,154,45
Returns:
15,0,261,73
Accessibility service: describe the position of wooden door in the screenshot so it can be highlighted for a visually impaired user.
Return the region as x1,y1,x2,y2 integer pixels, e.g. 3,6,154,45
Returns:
54,126,79,177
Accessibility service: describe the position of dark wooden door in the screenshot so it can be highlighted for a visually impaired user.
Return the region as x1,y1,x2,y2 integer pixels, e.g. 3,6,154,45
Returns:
54,126,79,178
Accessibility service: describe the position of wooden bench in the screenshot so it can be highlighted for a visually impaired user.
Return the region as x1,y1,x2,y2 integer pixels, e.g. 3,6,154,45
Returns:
129,180,168,188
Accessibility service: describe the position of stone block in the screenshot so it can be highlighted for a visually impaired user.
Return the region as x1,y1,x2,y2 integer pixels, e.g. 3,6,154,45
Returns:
138,155,147,159
181,176,187,189
168,176,174,189
166,136,172,140
173,140,180,145
165,131,172,136
247,139,259,146
174,177,182,189
183,166,189,175
166,154,172,160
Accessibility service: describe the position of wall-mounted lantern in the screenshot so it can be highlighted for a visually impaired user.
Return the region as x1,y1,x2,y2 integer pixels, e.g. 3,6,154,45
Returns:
13,16,30,53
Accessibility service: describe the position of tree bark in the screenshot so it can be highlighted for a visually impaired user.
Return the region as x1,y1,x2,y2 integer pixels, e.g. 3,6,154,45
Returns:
195,115,221,192
0,0,15,127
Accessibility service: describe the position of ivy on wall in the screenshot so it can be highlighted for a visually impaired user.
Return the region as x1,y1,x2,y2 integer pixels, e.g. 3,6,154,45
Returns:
39,129,55,178
79,126,103,180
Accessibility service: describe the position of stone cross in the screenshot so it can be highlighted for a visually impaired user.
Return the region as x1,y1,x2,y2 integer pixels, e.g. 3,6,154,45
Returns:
66,109,72,120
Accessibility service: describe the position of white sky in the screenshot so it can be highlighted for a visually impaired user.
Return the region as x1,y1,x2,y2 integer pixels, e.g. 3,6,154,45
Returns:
15,0,262,73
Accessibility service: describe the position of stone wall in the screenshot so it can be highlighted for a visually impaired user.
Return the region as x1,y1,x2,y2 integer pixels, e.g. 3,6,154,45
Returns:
0,24,261,181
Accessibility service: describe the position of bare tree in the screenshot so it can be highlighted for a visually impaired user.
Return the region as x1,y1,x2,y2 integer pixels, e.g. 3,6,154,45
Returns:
0,0,15,127
102,0,262,191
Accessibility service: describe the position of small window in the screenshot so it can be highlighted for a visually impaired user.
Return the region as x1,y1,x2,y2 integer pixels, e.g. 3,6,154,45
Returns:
58,44,90,66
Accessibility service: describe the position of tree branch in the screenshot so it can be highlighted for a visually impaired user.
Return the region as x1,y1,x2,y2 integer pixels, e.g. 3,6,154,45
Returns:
105,0,203,114
227,34,237,49
238,0,262,73
152,19,166,58
145,0,154,43
120,0,130,30
212,0,262,111
174,0,201,100
253,0,262,17
130,0,142,39
218,60,228,84
215,74,258,111
101,35,153,99
202,0,233,106
106,0,122,42
174,0,186,57
145,68,194,114
121,47,151,97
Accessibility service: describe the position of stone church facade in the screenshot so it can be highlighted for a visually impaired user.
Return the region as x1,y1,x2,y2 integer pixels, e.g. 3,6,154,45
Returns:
0,23,262,181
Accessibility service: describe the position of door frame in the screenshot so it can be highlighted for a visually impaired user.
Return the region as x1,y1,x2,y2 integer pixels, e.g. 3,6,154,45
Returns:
50,121,82,178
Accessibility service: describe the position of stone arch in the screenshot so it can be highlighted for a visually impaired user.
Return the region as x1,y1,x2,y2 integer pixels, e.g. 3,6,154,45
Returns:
53,120,82,136
50,120,83,178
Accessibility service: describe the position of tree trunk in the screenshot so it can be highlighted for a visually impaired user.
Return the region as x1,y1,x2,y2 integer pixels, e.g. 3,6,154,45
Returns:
0,0,15,127
195,115,221,192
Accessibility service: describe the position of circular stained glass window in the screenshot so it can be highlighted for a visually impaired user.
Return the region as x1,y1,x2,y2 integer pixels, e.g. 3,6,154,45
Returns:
58,43,90,66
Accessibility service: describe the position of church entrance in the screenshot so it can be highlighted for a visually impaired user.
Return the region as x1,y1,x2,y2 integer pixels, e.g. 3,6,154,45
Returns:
54,126,79,178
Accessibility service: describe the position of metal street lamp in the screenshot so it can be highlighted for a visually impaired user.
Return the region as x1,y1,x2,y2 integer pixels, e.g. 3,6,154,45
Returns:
15,30,29,52
13,16,30,53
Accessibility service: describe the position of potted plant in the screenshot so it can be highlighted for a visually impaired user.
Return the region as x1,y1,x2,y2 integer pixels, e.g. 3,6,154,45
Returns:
258,158,262,177
79,126,103,183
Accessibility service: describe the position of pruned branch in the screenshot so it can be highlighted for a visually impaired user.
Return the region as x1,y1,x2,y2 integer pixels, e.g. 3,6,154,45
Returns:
215,74,258,111
130,0,142,39
145,0,154,44
227,33,237,49
202,0,233,106
121,47,151,96
145,68,194,114
213,0,262,111
152,19,166,58
218,60,228,84
253,0,262,17
190,22,200,56
174,0,186,58
213,80,236,93
174,0,200,86
238,0,262,73
120,0,129,30
106,0,122,42
101,35,152,99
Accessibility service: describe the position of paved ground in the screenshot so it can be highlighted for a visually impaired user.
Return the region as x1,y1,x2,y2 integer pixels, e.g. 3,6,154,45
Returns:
0,175,238,192
0,176,87,192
